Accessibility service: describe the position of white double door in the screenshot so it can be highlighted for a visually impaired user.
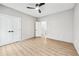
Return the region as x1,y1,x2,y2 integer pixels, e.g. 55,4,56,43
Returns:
0,14,21,46
35,21,47,37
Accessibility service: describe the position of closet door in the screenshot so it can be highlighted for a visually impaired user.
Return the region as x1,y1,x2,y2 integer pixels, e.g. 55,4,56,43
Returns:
11,16,21,42
0,14,21,46
0,14,13,46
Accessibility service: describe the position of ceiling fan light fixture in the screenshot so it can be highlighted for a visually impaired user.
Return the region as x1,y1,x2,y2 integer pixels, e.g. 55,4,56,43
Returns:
35,7,39,10
27,3,45,13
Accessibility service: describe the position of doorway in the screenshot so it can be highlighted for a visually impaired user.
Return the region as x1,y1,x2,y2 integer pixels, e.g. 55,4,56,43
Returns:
35,21,47,37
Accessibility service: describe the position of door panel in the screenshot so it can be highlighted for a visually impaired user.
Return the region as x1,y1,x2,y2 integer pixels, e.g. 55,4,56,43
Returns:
11,16,21,42
0,14,12,45
35,22,41,36
41,21,47,36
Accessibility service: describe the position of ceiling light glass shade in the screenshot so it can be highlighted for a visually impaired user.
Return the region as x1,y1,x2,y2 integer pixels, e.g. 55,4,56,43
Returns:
35,7,39,10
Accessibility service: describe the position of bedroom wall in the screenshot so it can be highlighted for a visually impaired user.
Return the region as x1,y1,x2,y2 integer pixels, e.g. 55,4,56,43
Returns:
73,4,79,54
0,4,36,40
38,9,74,43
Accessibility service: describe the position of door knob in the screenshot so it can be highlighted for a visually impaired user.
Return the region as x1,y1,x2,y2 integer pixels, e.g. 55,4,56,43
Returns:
8,31,10,32
8,30,14,32
11,31,14,32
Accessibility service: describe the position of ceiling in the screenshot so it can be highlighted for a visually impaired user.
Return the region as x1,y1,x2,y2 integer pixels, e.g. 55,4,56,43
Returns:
2,3,75,18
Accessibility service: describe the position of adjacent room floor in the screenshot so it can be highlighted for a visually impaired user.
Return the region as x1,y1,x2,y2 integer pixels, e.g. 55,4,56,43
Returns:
0,37,78,56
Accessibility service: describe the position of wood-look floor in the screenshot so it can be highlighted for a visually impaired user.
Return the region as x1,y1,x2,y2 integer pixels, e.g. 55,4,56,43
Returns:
0,37,78,56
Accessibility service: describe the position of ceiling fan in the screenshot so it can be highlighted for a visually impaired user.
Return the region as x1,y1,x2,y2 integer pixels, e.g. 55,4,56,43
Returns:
27,3,45,13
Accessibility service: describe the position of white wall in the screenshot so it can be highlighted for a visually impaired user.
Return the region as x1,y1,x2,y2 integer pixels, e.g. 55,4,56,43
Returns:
73,4,79,54
39,10,74,43
0,4,36,40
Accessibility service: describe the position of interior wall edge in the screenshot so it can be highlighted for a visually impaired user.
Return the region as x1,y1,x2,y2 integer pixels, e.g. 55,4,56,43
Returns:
73,3,79,54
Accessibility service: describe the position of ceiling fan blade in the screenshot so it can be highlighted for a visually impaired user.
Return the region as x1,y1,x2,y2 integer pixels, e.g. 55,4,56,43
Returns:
38,9,41,13
36,3,39,7
39,3,45,7
27,7,35,9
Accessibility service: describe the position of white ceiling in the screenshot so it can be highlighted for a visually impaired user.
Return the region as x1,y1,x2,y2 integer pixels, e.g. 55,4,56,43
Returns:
2,3,75,18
